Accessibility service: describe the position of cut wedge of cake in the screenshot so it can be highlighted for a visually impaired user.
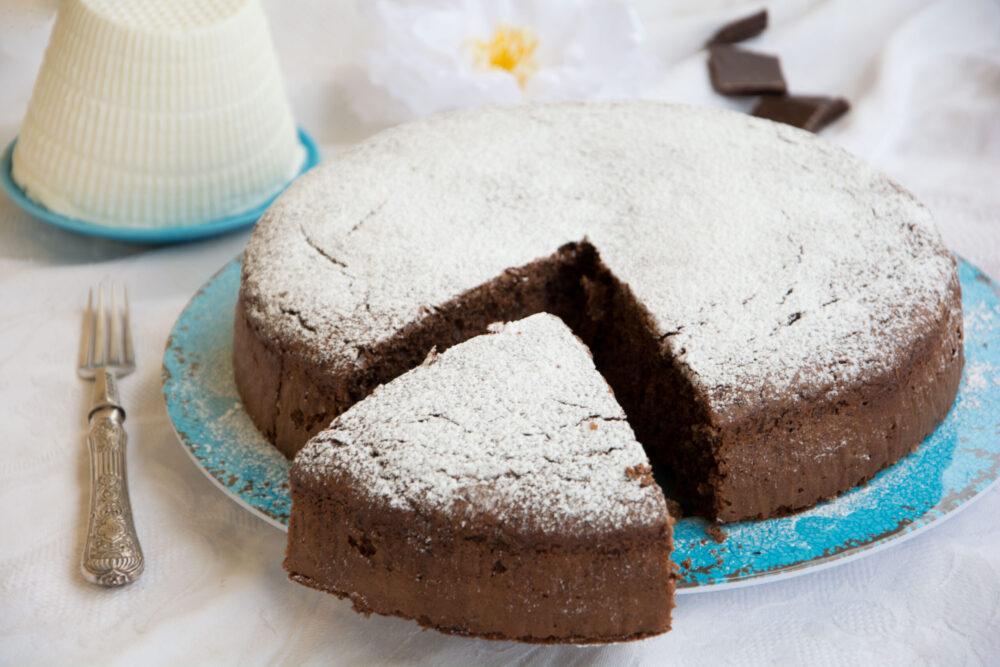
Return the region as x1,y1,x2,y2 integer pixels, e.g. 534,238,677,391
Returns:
284,313,674,643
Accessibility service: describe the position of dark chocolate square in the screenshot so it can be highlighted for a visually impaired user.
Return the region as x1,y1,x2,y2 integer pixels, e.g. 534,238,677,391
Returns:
707,9,768,46
751,95,850,132
708,45,787,96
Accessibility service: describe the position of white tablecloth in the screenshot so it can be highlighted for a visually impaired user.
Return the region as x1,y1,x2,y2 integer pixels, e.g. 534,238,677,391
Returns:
2,0,998,664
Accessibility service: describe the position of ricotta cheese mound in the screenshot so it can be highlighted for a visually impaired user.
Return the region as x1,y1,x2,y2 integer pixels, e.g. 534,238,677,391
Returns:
12,0,305,228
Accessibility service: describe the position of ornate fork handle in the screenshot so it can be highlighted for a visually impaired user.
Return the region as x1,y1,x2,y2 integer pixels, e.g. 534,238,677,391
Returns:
82,370,144,586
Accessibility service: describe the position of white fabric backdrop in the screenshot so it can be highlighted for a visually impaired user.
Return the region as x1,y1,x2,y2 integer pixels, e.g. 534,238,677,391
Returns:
1,0,998,664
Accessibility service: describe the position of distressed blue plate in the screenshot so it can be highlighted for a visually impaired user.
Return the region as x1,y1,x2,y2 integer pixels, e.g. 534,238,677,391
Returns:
1,128,320,244
162,257,1000,592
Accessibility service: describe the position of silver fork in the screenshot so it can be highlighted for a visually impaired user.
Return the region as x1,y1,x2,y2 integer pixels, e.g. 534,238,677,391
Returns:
78,282,143,586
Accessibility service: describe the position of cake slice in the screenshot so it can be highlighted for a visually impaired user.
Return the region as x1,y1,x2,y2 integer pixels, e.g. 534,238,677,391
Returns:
284,313,674,643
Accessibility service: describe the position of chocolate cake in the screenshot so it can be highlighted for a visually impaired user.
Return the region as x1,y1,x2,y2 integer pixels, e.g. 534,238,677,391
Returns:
236,101,963,524
285,314,674,643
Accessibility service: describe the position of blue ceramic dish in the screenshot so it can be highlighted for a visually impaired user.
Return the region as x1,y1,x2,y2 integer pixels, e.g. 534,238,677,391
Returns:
162,257,1000,592
1,127,320,244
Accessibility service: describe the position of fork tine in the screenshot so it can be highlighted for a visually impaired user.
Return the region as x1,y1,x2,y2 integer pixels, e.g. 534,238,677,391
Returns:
79,288,94,370
109,282,121,364
122,284,135,370
94,283,106,367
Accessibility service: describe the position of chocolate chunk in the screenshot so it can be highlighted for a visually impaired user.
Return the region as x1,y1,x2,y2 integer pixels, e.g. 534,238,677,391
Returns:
707,9,768,45
708,45,786,96
751,95,850,132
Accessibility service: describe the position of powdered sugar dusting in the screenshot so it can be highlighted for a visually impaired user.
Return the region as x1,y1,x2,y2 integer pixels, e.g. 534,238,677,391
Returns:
294,313,667,537
243,101,957,415
965,362,995,392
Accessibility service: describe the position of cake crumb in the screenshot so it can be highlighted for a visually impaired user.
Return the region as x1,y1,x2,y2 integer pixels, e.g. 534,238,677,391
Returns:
706,523,727,544
665,498,684,519
625,463,655,487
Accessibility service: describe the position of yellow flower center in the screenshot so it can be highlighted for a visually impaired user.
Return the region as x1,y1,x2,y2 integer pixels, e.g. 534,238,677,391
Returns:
471,25,539,88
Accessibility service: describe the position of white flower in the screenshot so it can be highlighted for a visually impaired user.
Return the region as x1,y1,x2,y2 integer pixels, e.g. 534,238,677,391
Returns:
350,0,649,125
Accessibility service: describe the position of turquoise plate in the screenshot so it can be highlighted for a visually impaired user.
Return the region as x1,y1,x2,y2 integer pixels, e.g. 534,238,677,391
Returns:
1,127,320,244
162,257,1000,591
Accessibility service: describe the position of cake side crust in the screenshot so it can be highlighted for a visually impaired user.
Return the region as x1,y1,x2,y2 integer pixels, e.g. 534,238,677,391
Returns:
284,466,674,644
710,274,964,521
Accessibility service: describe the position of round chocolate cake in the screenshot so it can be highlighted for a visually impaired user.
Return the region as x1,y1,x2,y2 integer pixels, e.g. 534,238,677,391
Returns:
234,101,962,641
